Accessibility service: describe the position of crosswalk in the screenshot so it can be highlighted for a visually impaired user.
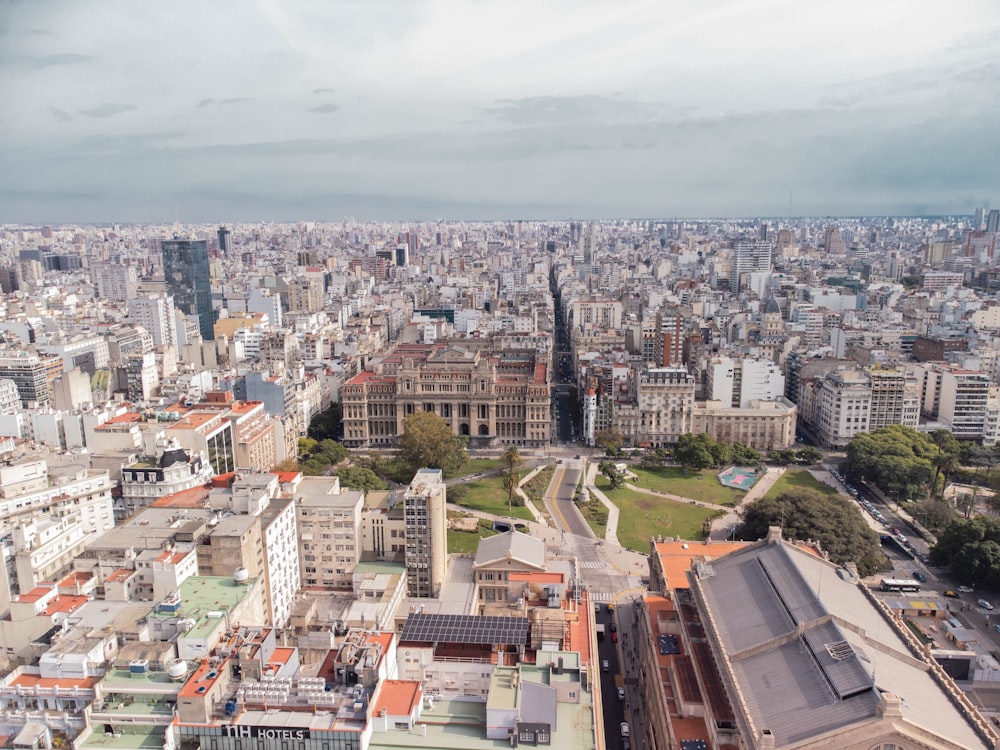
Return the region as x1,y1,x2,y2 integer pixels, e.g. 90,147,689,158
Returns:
590,591,614,602
580,561,611,569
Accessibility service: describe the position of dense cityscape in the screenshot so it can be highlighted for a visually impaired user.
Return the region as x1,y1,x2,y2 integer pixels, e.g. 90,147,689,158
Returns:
0,216,997,750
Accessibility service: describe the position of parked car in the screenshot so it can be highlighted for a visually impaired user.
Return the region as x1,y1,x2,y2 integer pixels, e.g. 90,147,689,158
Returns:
958,585,974,593
611,632,618,643
617,687,626,700
609,622,617,632
979,599,994,610
620,723,630,738
602,660,609,672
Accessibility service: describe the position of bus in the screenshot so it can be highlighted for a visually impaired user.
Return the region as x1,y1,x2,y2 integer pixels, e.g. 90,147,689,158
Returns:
880,578,921,593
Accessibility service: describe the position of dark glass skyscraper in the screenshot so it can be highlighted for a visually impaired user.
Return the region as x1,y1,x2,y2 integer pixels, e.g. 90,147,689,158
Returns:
161,238,214,341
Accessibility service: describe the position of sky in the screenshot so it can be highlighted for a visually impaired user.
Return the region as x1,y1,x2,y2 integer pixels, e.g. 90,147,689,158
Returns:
1,0,1000,223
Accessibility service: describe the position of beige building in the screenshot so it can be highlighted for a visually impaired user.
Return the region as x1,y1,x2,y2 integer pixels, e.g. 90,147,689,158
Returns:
612,367,695,448
403,469,447,598
295,476,364,591
472,531,547,611
342,343,551,450
867,365,921,430
692,397,797,451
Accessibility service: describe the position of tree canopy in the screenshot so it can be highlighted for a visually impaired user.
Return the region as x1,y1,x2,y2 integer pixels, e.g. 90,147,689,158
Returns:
397,411,468,477
844,425,938,501
334,466,386,493
932,517,1000,588
307,403,342,441
737,487,883,576
674,433,730,469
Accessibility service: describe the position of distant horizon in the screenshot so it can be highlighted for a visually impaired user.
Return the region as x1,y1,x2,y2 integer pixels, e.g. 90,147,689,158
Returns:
1,211,987,229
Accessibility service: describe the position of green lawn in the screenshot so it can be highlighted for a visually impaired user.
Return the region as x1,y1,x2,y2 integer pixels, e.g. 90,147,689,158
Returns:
449,458,502,478
596,477,724,550
764,469,839,499
578,497,609,539
449,475,534,520
627,466,744,506
448,519,498,554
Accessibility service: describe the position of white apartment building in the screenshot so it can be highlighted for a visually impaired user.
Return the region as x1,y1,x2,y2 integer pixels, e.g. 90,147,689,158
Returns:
812,369,872,449
707,356,785,408
0,380,18,413
296,476,364,590
130,295,180,350
119,436,214,520
0,458,114,540
12,515,89,596
917,363,991,440
261,496,300,627
93,262,138,303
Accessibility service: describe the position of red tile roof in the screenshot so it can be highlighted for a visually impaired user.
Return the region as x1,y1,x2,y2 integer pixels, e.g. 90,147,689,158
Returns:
372,680,421,718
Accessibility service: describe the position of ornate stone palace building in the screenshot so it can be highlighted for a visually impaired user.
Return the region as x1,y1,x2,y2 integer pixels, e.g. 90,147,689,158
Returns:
342,343,551,449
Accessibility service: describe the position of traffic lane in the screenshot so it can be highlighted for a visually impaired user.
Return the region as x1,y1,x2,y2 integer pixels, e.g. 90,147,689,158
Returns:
597,607,627,750
546,466,593,537
615,598,647,750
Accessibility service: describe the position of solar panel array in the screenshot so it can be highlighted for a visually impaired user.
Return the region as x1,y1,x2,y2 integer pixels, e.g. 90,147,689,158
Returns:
400,613,529,645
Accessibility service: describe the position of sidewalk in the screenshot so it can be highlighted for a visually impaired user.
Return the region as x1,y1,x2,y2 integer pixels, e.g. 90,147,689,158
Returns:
584,462,621,546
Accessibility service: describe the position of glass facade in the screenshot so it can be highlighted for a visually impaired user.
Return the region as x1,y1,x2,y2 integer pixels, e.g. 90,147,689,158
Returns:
162,238,214,340
207,425,235,475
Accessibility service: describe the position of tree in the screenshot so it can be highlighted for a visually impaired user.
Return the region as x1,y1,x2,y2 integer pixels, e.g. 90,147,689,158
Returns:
334,467,387,492
955,492,977,520
844,425,937,501
501,446,523,511
397,411,468,477
796,446,823,465
912,498,955,531
674,433,717,470
928,429,961,498
597,461,626,490
737,488,883,576
307,402,342,441
595,429,625,455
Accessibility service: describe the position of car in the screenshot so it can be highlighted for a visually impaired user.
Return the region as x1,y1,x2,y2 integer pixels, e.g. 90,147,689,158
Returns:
601,660,609,672
617,687,626,700
913,570,927,583
620,723,630,738
574,454,581,459
944,590,959,598
979,599,994,610
994,624,1000,635
607,604,615,613
611,632,618,643
609,622,617,632
594,603,600,614
958,585,974,593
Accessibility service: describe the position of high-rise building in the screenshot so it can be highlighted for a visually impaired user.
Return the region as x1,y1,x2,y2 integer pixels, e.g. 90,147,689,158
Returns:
217,226,231,254
162,238,214,341
403,468,447,598
823,226,846,255
867,366,921,430
130,295,179,350
988,209,1000,234
0,351,62,407
732,240,773,290
975,206,986,229
93,262,138,303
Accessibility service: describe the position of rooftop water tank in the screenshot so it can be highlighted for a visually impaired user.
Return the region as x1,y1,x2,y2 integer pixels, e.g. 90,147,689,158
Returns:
233,567,250,585
167,659,188,681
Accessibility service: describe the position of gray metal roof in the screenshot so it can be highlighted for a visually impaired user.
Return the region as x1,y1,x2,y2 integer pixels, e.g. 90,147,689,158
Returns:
519,680,557,728
474,530,546,569
695,538,993,749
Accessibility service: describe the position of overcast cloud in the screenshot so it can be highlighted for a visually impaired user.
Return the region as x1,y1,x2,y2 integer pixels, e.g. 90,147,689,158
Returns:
1,0,999,222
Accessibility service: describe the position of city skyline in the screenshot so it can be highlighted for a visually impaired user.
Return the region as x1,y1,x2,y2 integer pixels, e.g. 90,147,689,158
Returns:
1,0,999,222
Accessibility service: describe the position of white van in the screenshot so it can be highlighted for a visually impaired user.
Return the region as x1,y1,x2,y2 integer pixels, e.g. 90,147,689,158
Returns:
601,660,609,672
